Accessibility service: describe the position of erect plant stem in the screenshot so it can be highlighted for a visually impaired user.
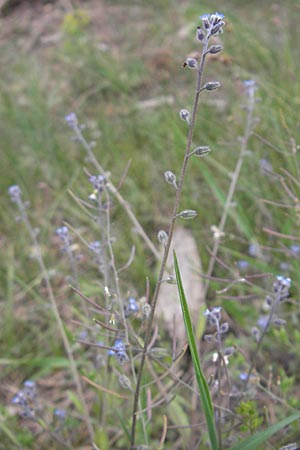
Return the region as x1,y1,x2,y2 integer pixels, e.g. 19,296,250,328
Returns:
130,34,210,449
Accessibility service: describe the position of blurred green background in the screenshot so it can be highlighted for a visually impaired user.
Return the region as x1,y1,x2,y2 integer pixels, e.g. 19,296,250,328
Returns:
1,0,300,448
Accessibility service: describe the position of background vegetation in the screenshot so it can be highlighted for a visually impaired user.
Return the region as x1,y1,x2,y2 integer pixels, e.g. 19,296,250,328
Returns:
1,0,300,448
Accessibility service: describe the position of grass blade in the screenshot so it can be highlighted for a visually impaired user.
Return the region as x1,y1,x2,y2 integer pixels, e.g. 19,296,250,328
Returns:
174,251,218,450
229,412,300,450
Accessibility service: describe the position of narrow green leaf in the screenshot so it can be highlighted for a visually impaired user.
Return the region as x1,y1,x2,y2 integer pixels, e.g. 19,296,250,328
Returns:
229,412,300,450
174,251,218,450
67,390,84,415
114,408,131,443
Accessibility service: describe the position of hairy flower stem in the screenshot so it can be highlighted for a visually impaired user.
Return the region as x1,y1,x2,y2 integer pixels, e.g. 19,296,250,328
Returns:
14,201,94,443
244,295,277,390
130,34,211,449
197,81,256,339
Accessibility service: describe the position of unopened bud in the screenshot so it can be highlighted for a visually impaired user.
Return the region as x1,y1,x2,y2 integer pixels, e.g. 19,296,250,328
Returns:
224,346,235,357
158,230,168,246
119,375,132,391
266,295,273,306
251,326,260,342
176,209,198,220
208,44,223,54
197,27,205,41
142,303,151,320
191,145,211,157
204,334,213,342
220,322,229,334
185,57,198,69
179,109,190,124
203,81,221,91
164,170,178,189
166,275,177,284
272,318,287,327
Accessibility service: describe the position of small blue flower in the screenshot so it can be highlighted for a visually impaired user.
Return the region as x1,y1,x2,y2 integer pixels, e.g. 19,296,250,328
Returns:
125,297,139,317
108,339,129,365
257,315,268,330
53,409,67,420
236,260,249,271
290,244,300,255
276,275,291,289
65,112,78,129
89,240,102,254
243,79,256,97
56,226,69,240
239,372,248,382
279,262,291,272
248,243,259,257
243,80,256,88
23,380,37,399
8,185,22,203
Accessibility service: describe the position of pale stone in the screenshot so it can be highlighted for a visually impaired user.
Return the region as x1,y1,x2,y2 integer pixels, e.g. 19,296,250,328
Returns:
156,227,205,345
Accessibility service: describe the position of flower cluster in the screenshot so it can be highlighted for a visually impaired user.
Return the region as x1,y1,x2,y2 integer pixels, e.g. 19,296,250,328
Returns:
197,12,225,40
243,79,257,97
65,112,78,130
56,226,73,253
204,307,229,341
108,339,129,365
89,174,106,200
11,380,38,419
8,185,22,204
273,275,291,302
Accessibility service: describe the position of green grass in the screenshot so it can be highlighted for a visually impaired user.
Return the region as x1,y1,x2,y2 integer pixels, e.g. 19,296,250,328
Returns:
1,1,300,448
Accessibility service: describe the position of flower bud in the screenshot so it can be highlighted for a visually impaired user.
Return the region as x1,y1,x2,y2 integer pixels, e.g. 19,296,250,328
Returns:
179,109,190,124
203,81,221,91
119,375,132,391
266,295,273,306
142,303,151,320
164,170,178,189
251,326,260,342
272,318,287,327
176,209,198,220
208,44,223,54
158,229,168,246
192,145,211,157
197,27,205,41
166,275,177,284
204,334,213,342
185,57,198,69
220,322,229,334
224,346,235,356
